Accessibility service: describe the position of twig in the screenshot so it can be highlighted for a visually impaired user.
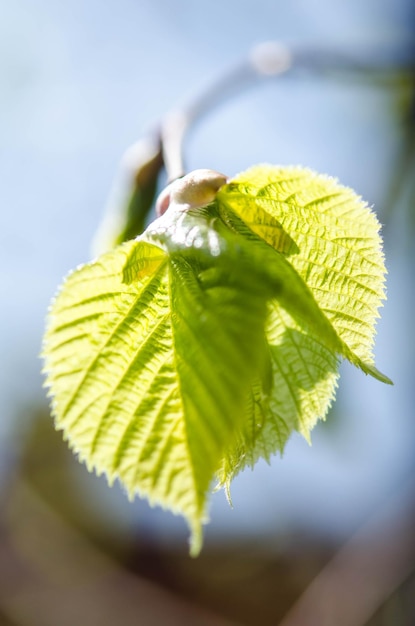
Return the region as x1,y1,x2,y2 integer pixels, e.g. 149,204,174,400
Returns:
160,40,415,182
160,41,293,182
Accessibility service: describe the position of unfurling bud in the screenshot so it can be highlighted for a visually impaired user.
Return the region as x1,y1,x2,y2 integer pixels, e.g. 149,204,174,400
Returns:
156,169,228,216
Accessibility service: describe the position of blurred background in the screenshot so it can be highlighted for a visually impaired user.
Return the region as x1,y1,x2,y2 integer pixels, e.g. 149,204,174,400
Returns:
1,0,414,624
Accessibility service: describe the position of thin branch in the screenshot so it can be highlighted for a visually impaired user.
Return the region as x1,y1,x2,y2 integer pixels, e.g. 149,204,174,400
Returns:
96,40,415,251
160,41,293,182
160,40,415,182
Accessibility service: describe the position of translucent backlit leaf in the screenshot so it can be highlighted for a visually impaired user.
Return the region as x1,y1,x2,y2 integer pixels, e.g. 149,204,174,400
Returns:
215,165,391,487
43,165,391,553
44,207,278,554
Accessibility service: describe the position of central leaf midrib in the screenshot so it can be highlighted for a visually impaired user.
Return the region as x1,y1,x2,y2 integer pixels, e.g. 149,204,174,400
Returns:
167,257,203,517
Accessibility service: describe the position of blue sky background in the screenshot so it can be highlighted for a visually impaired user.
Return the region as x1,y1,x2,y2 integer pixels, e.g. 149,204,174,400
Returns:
1,0,414,549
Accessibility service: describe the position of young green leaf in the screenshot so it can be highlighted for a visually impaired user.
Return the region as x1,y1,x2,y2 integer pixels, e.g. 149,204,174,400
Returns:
215,165,391,487
43,165,391,553
43,201,281,555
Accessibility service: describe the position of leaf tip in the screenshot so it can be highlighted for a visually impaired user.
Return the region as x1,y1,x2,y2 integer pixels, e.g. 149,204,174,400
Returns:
224,481,234,508
189,523,204,558
364,364,394,385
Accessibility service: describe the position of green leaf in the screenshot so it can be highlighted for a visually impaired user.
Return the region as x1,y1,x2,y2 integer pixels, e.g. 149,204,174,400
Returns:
43,165,391,552
215,165,391,487
43,208,278,554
